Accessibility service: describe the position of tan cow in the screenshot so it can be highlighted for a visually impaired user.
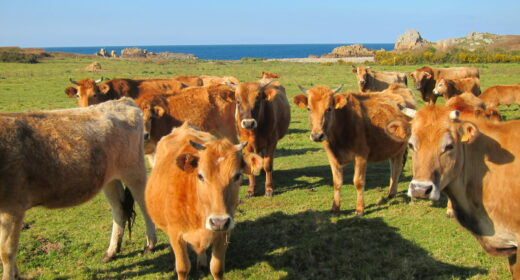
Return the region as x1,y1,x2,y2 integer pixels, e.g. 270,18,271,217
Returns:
403,104,520,278
65,77,187,107
172,75,203,86
200,75,240,87
228,79,291,197
352,66,407,93
433,77,481,100
145,123,262,280
0,98,156,280
293,86,409,214
408,66,480,104
381,83,417,109
479,84,520,108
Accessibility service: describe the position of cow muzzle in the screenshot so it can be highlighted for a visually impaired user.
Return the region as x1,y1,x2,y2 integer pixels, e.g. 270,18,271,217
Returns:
408,180,440,200
433,89,440,95
310,133,326,142
241,119,257,130
206,214,234,231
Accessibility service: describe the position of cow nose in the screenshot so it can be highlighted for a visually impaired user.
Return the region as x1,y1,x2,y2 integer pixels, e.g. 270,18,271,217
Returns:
241,119,257,130
408,181,434,199
144,133,150,140
310,133,325,142
207,215,232,231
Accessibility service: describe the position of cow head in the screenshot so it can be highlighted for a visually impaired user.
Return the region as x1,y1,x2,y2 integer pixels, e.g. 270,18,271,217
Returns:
407,106,479,201
229,80,275,130
136,97,167,143
408,67,433,91
293,85,344,142
352,65,371,91
177,139,263,232
67,78,109,107
433,78,448,96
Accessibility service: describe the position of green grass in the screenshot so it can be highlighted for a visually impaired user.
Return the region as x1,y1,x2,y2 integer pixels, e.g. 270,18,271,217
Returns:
1,57,519,279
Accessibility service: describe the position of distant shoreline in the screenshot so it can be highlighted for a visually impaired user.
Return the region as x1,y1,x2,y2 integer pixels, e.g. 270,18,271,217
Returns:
267,57,374,63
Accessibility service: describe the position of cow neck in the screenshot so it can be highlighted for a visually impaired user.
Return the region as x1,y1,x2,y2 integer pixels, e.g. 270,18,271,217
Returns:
326,94,360,149
445,135,494,237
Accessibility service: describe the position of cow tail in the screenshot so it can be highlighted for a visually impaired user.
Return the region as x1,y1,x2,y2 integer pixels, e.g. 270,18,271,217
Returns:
402,148,408,171
122,186,136,240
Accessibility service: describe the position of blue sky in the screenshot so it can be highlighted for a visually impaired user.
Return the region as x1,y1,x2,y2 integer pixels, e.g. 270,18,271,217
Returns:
1,0,519,47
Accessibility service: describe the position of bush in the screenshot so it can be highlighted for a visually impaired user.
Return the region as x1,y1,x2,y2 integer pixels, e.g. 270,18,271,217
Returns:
0,47,49,63
241,57,266,62
374,48,520,65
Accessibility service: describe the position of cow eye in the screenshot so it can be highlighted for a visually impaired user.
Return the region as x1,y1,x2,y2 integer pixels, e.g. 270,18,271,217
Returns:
75,94,80,99
408,142,415,151
306,107,310,111
443,144,454,153
236,99,241,105
326,107,331,112
233,173,242,182
197,172,204,182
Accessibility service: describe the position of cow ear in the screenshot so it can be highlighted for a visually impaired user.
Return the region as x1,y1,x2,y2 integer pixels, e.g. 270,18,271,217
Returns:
333,95,347,109
176,153,199,172
352,68,357,73
153,105,165,117
264,87,278,101
385,119,411,142
459,122,479,143
292,94,308,108
424,72,432,79
242,153,263,175
65,87,77,98
408,73,414,79
98,84,110,94
219,90,235,102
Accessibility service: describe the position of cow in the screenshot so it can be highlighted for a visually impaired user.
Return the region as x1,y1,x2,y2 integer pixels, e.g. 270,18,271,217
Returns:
293,85,409,214
381,83,417,109
65,77,186,107
433,77,481,100
145,123,263,280
200,75,240,87
479,84,520,108
351,66,407,93
408,66,480,104
172,75,203,86
134,84,238,165
0,98,156,280
446,93,502,123
227,79,290,197
402,104,520,278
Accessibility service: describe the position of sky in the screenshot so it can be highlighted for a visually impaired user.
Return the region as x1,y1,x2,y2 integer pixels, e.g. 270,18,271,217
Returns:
1,0,519,47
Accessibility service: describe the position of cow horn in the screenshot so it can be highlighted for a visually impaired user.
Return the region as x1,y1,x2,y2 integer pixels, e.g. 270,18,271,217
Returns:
332,84,344,93
298,85,308,94
235,141,248,151
399,104,416,118
189,140,206,151
69,78,79,85
351,65,356,69
94,77,103,83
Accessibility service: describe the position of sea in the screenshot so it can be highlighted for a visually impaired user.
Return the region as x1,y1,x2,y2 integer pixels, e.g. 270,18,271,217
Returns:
44,43,394,60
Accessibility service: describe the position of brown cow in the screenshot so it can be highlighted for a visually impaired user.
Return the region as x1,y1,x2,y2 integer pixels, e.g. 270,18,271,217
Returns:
65,78,186,107
479,84,520,108
408,66,479,104
228,79,291,197
293,86,409,214
381,83,417,109
145,123,262,280
352,66,407,93
134,84,238,163
200,75,240,87
172,75,203,86
0,98,156,280
403,104,520,278
433,77,481,100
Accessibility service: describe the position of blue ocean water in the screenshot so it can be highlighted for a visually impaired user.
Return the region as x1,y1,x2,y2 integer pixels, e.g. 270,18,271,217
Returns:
44,44,394,60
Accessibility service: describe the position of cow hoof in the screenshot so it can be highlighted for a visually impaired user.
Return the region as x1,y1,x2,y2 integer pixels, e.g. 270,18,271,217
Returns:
101,253,115,263
446,210,455,218
264,192,273,198
142,245,154,255
331,204,340,215
245,192,254,198
377,197,388,205
355,210,364,216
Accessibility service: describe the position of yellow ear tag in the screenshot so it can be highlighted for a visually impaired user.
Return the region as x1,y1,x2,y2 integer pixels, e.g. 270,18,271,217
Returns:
226,97,233,102
461,134,470,142
298,103,306,108
334,103,341,109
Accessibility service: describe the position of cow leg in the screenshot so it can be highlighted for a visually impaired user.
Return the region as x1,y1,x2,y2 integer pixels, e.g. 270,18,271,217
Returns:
325,149,344,214
196,251,208,270
210,233,228,280
122,173,157,254
102,180,126,262
0,211,24,280
353,156,367,215
446,198,455,218
509,252,520,279
245,175,256,198
388,150,405,198
263,146,276,197
170,235,190,280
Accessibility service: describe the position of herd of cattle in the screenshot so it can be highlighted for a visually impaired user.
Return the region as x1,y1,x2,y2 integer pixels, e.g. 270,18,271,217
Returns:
1,66,520,279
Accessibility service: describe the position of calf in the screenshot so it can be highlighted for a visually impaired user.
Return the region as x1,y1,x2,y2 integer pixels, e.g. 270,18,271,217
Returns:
404,104,520,279
352,66,407,93
228,79,291,197
479,84,520,108
293,86,409,214
0,98,156,280
145,123,262,280
408,66,479,104
433,77,481,100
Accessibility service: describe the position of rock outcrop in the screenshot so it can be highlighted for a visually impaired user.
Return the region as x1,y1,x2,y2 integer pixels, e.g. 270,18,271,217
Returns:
120,47,197,59
394,30,432,51
316,44,375,58
436,32,500,51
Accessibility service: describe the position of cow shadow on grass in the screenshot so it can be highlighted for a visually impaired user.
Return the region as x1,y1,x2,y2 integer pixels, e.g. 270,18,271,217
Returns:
225,211,485,279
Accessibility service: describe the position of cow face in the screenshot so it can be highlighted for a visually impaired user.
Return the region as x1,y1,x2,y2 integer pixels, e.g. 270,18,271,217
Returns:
138,99,166,141
67,78,108,107
232,81,273,130
407,107,478,201
294,85,343,142
433,78,447,96
352,66,371,91
408,68,432,91
177,140,262,232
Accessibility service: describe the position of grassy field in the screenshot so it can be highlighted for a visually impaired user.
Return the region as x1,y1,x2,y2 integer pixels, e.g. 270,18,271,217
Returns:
0,57,520,279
